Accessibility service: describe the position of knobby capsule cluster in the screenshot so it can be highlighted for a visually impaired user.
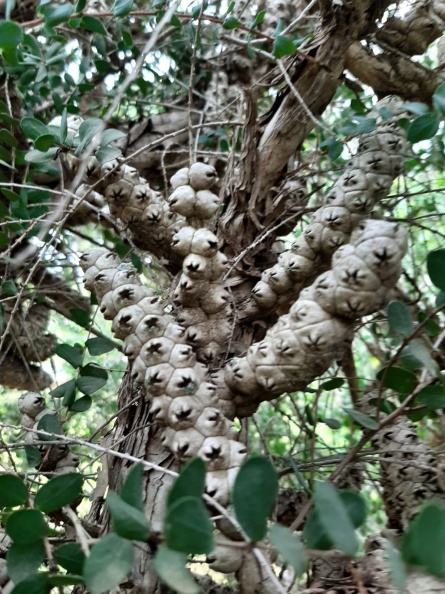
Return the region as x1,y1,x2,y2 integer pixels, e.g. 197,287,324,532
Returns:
79,164,247,505
18,392,79,473
252,118,406,311
4,302,57,366
169,163,233,363
226,220,407,415
359,393,445,531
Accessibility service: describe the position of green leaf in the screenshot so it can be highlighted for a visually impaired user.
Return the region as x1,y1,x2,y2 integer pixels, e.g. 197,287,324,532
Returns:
50,378,77,403
432,82,445,116
164,496,213,554
304,489,366,550
387,300,413,339
222,15,241,29
153,544,199,594
25,446,41,468
5,0,15,20
427,249,445,291
376,366,417,395
386,541,406,594
112,0,134,17
337,491,367,528
0,20,24,49
85,336,116,355
0,128,18,147
328,140,343,160
417,385,445,410
0,188,19,201
59,108,68,144
343,408,379,430
313,482,358,555
25,147,59,164
320,378,344,391
272,34,296,58
76,375,108,394
48,574,84,586
55,343,83,368
55,542,86,575
269,524,307,575
96,145,121,164
70,395,92,412
2,46,18,65
80,16,107,35
7,540,45,584
356,117,376,133
107,491,149,541
9,573,50,594
1,280,17,296
76,117,104,155
321,137,343,160
120,463,144,512
77,364,108,394
35,473,83,513
100,128,126,147
407,112,440,143
36,413,62,440
0,474,28,507
401,101,429,116
76,0,88,10
34,134,54,152
44,3,74,27
6,509,50,544
233,456,278,541
437,291,445,308
167,457,206,508
406,339,439,376
251,10,267,27
20,117,50,140
69,308,90,328
303,508,334,550
83,534,133,594
407,503,445,576
322,418,341,430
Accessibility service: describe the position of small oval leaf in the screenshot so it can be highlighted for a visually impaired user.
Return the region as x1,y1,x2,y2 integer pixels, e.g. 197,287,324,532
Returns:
106,491,150,541
314,482,358,556
153,544,199,594
164,496,213,554
269,523,307,575
427,249,445,292
376,366,417,395
6,509,50,544
167,457,206,508
344,408,379,430
407,112,440,143
35,473,83,513
55,542,86,575
83,534,133,594
0,474,28,507
233,456,278,542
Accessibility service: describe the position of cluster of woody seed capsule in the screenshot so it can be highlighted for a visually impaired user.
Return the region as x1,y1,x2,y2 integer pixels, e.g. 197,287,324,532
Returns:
225,220,407,415
168,163,232,362
82,156,185,249
251,117,407,311
18,392,79,474
359,393,445,532
79,186,245,504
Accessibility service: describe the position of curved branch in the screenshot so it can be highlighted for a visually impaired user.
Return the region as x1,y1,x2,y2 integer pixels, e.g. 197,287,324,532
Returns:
345,42,444,102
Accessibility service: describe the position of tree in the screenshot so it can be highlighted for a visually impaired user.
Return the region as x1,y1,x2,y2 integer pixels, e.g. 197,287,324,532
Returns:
1,0,445,592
